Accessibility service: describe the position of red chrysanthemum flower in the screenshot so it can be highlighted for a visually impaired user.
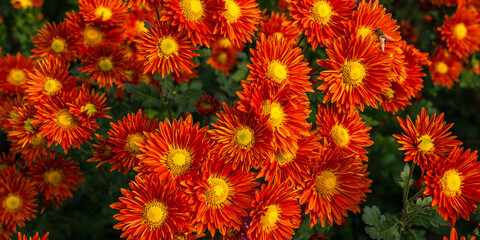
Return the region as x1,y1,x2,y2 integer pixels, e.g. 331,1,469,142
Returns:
111,174,193,240
317,34,391,112
136,21,199,78
213,0,261,46
7,102,40,150
160,0,216,47
87,133,114,168
0,152,18,170
8,133,49,166
443,227,476,240
181,158,258,236
209,103,274,171
379,82,412,115
171,63,199,83
248,182,302,240
399,20,419,43
24,57,77,101
195,92,221,115
287,0,356,49
206,44,239,76
393,108,463,171
79,0,129,27
0,53,34,96
67,86,111,125
31,21,79,62
259,11,299,43
136,115,210,182
17,232,49,240
299,148,371,227
429,47,463,88
424,147,480,226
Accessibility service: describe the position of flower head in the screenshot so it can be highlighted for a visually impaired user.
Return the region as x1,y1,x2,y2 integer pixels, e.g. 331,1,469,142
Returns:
31,21,79,62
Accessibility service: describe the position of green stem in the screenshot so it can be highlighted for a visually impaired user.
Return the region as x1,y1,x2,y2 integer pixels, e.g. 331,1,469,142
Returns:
154,5,161,21
408,185,427,203
397,163,415,239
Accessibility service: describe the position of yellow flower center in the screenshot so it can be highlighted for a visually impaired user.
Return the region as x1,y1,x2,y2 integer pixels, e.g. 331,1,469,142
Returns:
384,89,395,101
180,0,204,21
440,169,462,197
157,37,179,58
83,26,103,46
3,194,22,212
31,134,45,147
7,69,26,86
142,201,168,229
273,32,284,40
43,77,63,95
261,205,280,230
262,101,285,129
357,26,372,39
139,74,152,85
50,37,67,54
223,0,241,23
95,6,113,21
125,133,144,155
44,169,63,185
330,124,350,147
81,103,97,116
24,118,35,133
453,23,467,40
218,37,232,48
267,60,288,83
166,148,192,176
217,52,228,64
310,0,333,25
315,170,337,196
204,177,230,205
135,21,148,33
435,62,449,75
275,151,295,166
233,126,255,149
341,61,366,86
98,57,114,72
55,109,76,129
417,134,434,153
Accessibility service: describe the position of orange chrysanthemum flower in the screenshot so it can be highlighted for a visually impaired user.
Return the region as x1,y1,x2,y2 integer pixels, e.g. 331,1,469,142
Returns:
393,108,463,171
67,86,111,124
260,11,299,43
379,82,412,115
24,57,77,101
17,232,49,240
31,21,79,62
111,174,193,240
317,34,391,112
8,133,49,166
248,34,313,96
7,103,40,149
206,44,239,76
287,0,356,49
171,63,199,83
0,167,37,230
424,147,480,226
299,148,371,227
79,0,129,27
443,228,476,240
248,182,302,240
316,104,373,161
213,0,261,46
181,158,258,236
429,47,463,88
195,92,221,115
136,115,210,182
0,53,33,96
210,103,274,171
136,21,199,78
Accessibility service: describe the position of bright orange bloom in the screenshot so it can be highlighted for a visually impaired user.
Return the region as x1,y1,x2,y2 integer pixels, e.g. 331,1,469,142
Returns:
393,108,463,171
17,232,49,240
8,133,49,166
111,174,193,240
287,0,356,49
316,104,373,161
213,0,261,46
206,44,239,76
181,158,258,236
67,86,111,124
209,103,274,171
443,227,476,240
317,34,391,112
424,147,480,226
248,182,302,240
380,82,412,115
260,11,299,43
79,0,129,27
0,53,33,96
28,152,84,207
7,102,40,150
136,21,199,78
429,47,463,88
136,115,210,182
31,21,79,62
195,92,221,115
299,148,371,227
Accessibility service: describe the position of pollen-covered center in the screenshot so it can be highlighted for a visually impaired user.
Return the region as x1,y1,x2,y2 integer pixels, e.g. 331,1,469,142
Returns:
55,109,76,129
218,37,232,48
223,0,241,23
261,205,280,230
233,126,255,149
180,0,205,21
50,38,67,54
125,133,144,155
31,134,45,147
417,134,434,154
43,77,63,95
310,0,332,25
330,124,350,147
7,69,26,86
3,194,23,212
83,26,103,46
24,118,35,133
142,201,168,229
98,57,114,72
205,177,230,205
357,26,372,39
44,169,63,186
267,60,288,83
95,6,113,21
435,61,449,75
166,148,193,176
157,37,179,58
453,23,467,40
81,103,97,116
441,169,462,197
275,151,295,166
262,101,285,129
217,52,228,64
315,170,338,196
341,61,366,86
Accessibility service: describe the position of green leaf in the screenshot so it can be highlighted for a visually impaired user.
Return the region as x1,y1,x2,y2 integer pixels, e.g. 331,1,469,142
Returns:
123,83,166,108
363,206,400,240
399,163,411,189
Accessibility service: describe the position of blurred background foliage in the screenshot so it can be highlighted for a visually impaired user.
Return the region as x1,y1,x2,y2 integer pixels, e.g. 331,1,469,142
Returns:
0,0,479,239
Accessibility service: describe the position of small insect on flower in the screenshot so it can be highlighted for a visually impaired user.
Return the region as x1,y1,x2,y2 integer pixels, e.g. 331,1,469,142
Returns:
375,28,393,51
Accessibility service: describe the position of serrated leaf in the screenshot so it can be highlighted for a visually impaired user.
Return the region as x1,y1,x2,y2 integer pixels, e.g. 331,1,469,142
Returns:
123,83,166,108
363,206,382,226
399,163,411,189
